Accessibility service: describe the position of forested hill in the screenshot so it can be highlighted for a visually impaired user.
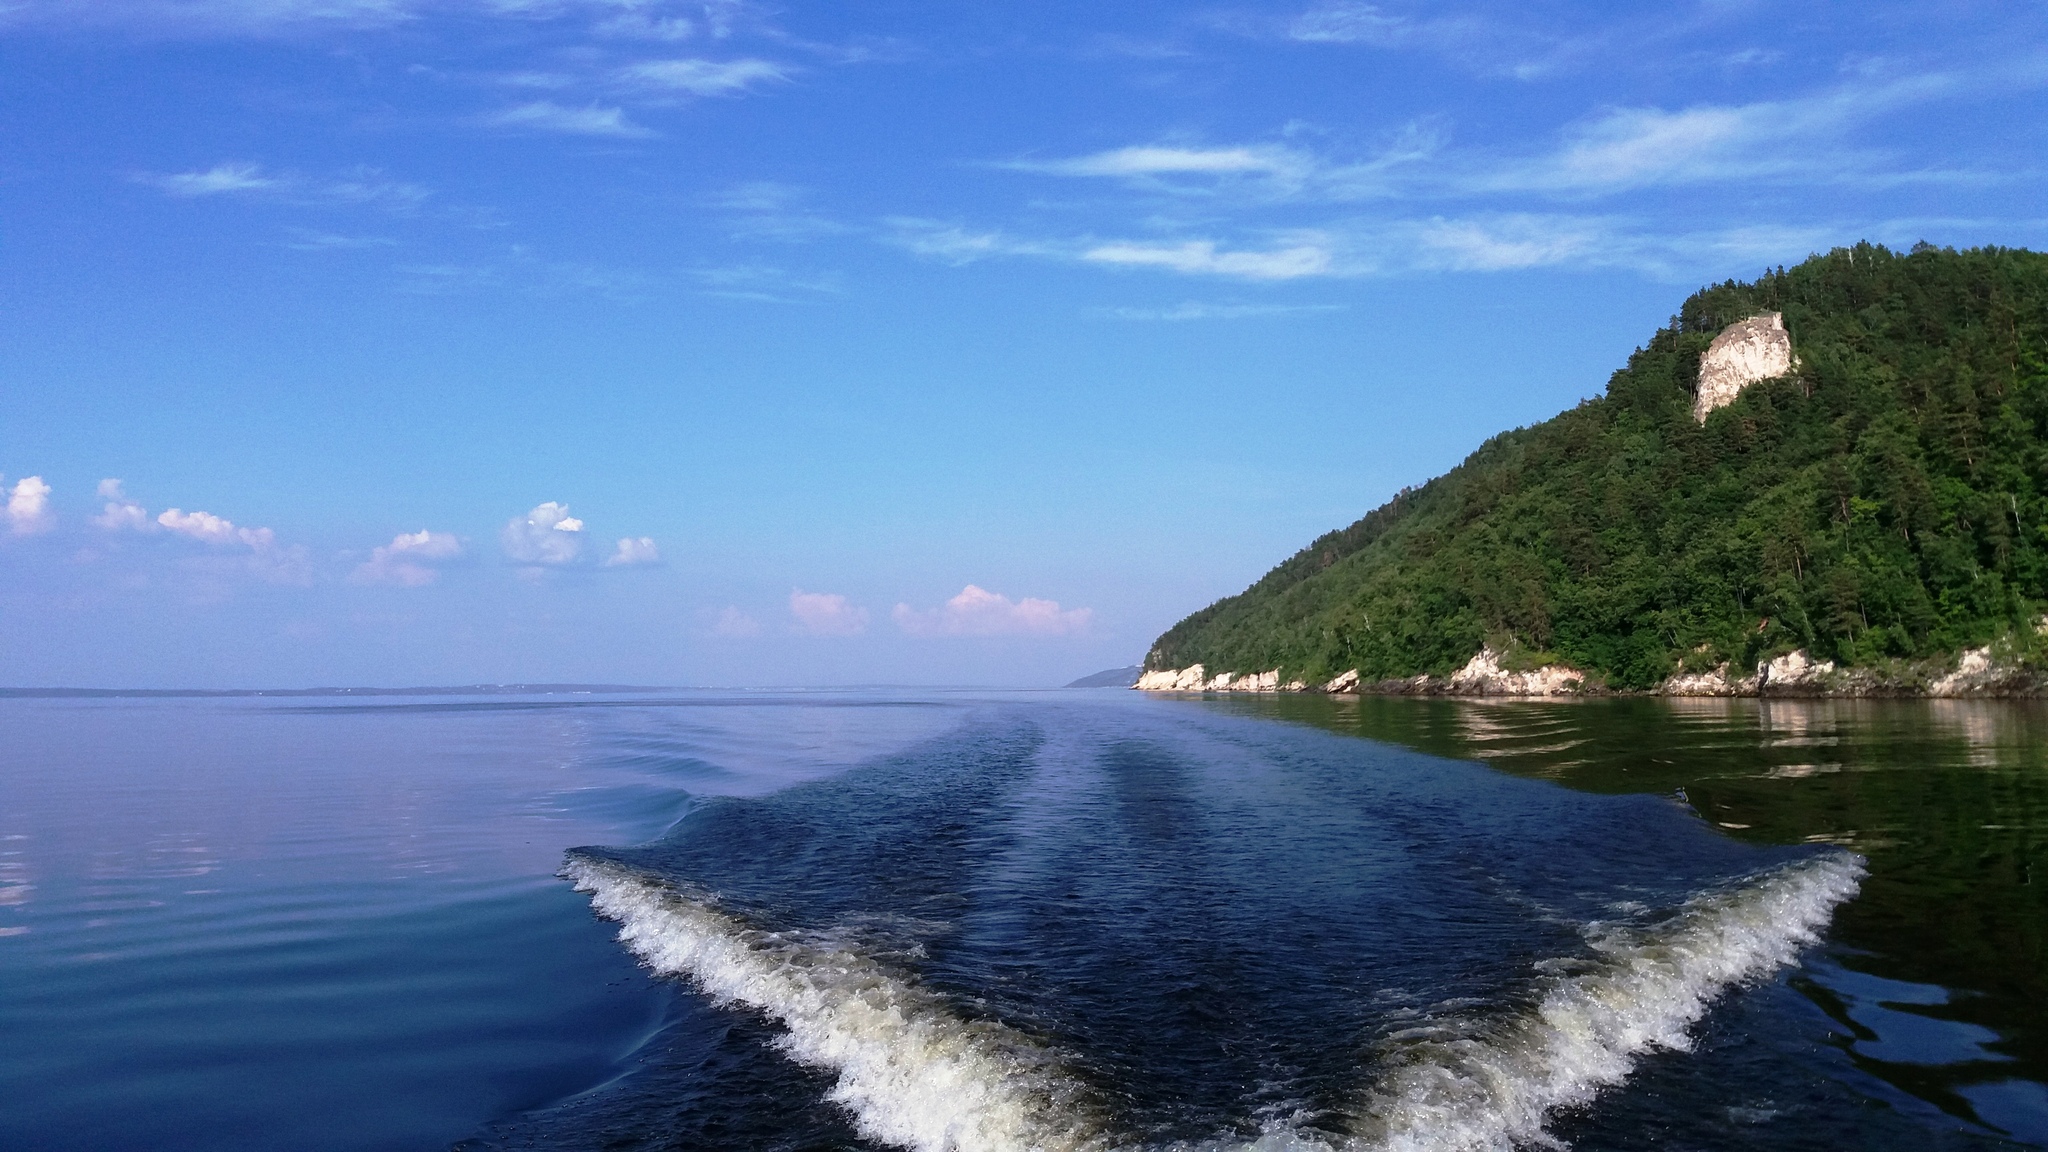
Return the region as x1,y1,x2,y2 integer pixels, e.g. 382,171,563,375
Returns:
1145,244,2048,691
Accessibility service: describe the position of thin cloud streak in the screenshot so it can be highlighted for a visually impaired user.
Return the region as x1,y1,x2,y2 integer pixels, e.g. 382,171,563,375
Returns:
1097,301,1348,321
486,102,654,138
617,57,790,95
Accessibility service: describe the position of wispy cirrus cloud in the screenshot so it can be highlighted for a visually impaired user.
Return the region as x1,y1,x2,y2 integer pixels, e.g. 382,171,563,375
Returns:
709,182,846,242
689,261,841,301
285,229,398,251
883,219,1055,267
617,57,789,95
892,585,1092,638
138,163,432,210
485,101,654,138
149,162,279,196
1082,238,1334,280
1476,75,1964,195
0,0,417,35
1097,301,1347,321
0,0,745,38
1004,129,1438,203
1011,145,1311,180
887,218,1335,281
1285,1,1579,79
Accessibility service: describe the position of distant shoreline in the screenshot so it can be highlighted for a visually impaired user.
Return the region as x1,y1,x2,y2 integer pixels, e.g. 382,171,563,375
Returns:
1136,644,2048,700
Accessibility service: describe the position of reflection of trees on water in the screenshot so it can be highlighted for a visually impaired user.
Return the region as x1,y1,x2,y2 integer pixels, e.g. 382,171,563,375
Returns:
1200,693,2048,1142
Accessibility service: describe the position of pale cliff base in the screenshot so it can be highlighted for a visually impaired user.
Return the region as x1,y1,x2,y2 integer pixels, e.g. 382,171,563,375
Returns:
1136,644,2048,699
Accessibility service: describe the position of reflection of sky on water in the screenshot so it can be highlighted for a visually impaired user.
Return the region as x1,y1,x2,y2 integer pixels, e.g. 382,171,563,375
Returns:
1963,1079,2048,1146
0,691,971,1151
1817,965,2009,1066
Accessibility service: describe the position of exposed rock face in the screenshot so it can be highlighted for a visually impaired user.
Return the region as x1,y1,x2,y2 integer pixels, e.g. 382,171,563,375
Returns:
1446,647,1586,695
1134,649,1585,696
1137,642,2046,698
1694,312,1795,423
1132,665,1290,693
1757,649,1835,692
1921,646,2040,696
1660,663,1757,696
1134,665,1210,691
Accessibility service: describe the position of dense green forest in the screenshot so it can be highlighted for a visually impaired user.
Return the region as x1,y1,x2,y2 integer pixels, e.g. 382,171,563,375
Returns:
1146,244,2048,691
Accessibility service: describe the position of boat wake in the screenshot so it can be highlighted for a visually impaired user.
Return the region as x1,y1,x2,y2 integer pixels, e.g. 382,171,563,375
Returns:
566,851,1864,1152
563,856,1114,1152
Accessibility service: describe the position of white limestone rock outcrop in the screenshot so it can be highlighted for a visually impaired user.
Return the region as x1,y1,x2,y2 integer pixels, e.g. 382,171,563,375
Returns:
1661,663,1757,696
1134,665,1210,691
1132,666,1292,693
1694,312,1795,422
1930,646,2000,696
1757,649,1835,692
1447,647,1586,695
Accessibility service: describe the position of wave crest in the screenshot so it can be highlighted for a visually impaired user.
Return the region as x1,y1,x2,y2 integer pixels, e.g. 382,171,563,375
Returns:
1350,852,1865,1152
569,851,1862,1152
563,856,1113,1152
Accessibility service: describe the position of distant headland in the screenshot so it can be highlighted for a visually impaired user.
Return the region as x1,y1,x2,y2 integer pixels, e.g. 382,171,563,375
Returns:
1140,244,2048,698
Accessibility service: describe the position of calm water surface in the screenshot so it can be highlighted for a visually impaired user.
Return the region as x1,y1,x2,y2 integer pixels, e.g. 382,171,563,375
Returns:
0,690,2041,1151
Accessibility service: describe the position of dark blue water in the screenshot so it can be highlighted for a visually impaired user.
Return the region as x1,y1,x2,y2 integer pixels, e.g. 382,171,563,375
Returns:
0,692,2032,1150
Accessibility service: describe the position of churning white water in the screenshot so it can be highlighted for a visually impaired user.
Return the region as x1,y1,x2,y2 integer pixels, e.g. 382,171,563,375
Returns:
571,851,1861,1152
565,857,1114,1152
1349,852,1865,1152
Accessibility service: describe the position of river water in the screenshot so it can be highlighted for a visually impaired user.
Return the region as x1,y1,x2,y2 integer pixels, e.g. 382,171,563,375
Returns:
0,689,2039,1150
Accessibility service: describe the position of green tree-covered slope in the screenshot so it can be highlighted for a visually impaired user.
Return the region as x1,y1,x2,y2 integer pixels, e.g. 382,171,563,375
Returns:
1146,244,2048,691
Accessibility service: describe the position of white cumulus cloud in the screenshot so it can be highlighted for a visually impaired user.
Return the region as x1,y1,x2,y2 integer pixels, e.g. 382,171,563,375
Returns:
892,585,1093,637
5,476,53,535
789,589,868,636
94,478,151,531
605,536,661,566
153,503,307,583
157,507,274,548
618,57,789,95
501,502,585,565
352,529,463,586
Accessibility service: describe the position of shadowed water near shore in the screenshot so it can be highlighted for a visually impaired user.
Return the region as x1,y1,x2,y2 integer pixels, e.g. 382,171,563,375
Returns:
1197,694,2048,1141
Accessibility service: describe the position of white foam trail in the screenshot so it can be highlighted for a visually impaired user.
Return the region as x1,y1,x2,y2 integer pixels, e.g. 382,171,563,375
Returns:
564,857,1112,1152
1348,852,1865,1152
570,852,1860,1152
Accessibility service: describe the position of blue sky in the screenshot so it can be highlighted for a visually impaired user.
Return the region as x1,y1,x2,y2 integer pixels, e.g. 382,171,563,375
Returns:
2,0,2044,687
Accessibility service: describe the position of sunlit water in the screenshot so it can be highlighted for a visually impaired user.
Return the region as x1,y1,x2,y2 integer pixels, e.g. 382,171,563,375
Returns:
0,690,2039,1150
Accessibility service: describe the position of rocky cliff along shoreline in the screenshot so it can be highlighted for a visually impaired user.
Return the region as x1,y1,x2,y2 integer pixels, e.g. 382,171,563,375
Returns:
1135,642,2048,699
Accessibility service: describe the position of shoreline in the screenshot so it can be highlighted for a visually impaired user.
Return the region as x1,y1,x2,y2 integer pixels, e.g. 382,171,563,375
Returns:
1135,644,2048,700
